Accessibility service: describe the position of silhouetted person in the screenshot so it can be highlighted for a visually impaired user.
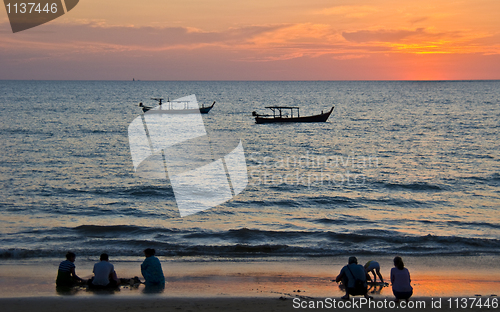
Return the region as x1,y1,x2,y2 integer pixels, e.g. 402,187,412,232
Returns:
141,248,165,286
56,252,83,287
391,256,413,302
364,260,384,283
335,256,372,300
89,253,120,289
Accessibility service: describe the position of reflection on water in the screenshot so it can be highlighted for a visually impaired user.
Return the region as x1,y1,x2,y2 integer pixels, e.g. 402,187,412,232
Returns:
143,283,165,294
56,285,83,296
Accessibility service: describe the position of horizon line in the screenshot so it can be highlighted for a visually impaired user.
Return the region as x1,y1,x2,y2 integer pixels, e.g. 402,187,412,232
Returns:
1,79,500,82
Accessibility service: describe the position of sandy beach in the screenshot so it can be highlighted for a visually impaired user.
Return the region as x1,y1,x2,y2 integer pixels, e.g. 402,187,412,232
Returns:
0,256,498,311
2,296,498,312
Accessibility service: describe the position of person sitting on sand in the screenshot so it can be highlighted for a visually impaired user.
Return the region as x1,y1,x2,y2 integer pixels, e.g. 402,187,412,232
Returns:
56,252,83,287
335,256,372,300
391,256,413,302
89,253,120,288
141,248,165,286
364,260,384,284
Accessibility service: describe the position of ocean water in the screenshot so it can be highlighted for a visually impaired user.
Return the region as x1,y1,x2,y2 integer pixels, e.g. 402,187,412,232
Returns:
0,80,499,260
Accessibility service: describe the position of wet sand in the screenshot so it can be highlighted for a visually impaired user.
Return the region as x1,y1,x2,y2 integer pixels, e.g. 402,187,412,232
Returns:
2,296,500,312
0,256,498,311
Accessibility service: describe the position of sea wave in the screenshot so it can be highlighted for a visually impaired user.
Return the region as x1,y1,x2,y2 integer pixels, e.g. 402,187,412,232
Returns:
2,226,499,259
377,181,443,191
40,185,175,198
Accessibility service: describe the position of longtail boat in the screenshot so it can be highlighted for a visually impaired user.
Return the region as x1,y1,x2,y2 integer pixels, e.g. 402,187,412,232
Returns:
139,98,215,114
252,106,334,124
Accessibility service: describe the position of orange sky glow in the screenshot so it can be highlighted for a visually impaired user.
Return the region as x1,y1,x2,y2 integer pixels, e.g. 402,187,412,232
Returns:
1,0,499,80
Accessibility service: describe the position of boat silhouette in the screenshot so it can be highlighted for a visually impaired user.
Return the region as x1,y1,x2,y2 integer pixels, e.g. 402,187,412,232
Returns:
252,106,334,124
139,98,215,114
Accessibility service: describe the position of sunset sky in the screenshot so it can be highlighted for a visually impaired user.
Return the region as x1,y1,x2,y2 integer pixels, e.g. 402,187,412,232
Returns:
1,0,499,80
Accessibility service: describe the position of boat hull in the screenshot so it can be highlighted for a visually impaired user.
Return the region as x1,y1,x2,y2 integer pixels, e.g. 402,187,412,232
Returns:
255,106,334,124
142,102,214,114
199,105,214,114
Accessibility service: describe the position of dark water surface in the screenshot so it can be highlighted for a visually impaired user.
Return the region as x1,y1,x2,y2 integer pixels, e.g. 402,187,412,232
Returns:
0,81,499,259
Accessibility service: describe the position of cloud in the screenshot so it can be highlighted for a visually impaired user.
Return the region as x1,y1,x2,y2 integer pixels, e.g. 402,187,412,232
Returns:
248,23,333,46
317,6,379,18
341,27,467,44
0,22,286,51
342,28,428,43
340,26,500,55
333,54,370,60
1,19,499,80
409,17,429,25
1,22,366,62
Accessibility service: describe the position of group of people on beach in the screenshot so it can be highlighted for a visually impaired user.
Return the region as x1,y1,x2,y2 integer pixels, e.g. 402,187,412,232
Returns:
56,248,165,290
336,256,413,302
57,250,412,301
